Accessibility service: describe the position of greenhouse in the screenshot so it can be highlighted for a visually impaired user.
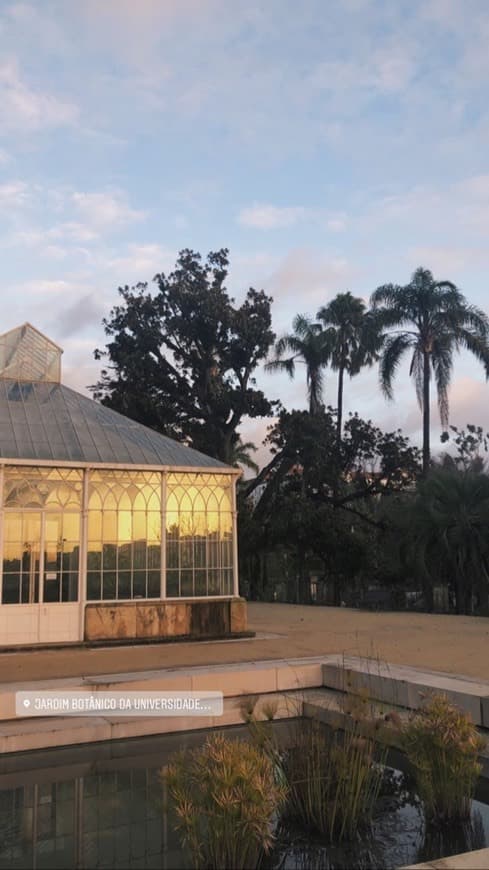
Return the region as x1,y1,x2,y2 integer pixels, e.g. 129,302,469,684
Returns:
0,323,244,646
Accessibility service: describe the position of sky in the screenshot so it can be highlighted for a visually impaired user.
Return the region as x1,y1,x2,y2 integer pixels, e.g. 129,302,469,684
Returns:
2,0,489,468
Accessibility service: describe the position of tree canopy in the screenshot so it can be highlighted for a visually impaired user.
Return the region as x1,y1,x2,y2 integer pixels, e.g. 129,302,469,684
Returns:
371,267,489,475
92,248,276,464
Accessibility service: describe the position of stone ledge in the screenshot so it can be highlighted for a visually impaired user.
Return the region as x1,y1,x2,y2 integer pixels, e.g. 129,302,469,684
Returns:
400,846,489,869
84,597,247,642
321,657,489,727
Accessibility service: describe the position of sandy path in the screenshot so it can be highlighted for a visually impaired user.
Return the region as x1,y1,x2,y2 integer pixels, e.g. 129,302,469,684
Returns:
0,603,488,683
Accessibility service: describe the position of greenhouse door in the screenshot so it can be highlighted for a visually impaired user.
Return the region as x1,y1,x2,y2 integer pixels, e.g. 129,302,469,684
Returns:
0,510,81,645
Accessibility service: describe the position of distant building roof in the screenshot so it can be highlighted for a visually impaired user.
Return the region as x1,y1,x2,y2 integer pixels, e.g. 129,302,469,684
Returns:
0,324,229,469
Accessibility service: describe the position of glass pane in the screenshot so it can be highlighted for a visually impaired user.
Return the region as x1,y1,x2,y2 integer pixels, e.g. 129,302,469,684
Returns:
24,514,41,543
133,511,146,541
147,512,160,543
180,541,192,569
166,571,179,597
2,574,20,604
118,544,131,570
133,572,146,599
117,571,131,599
63,514,80,541
102,544,116,570
87,547,101,571
148,571,160,598
166,542,178,570
87,572,102,600
133,541,146,570
102,511,117,541
4,513,23,542
118,510,132,542
62,572,78,602
208,569,220,595
181,570,193,597
147,544,160,569
102,572,116,600
88,510,102,540
195,570,207,596
44,575,60,602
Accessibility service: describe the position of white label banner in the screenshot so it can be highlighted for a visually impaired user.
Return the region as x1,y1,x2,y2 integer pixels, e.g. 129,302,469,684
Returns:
16,691,223,717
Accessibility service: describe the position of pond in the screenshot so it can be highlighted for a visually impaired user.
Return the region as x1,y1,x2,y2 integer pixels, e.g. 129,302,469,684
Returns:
0,722,488,870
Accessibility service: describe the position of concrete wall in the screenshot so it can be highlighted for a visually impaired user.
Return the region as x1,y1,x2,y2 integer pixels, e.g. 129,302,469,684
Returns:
84,597,247,642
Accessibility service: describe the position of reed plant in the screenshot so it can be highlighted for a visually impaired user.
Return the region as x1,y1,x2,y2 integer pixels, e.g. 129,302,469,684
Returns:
281,717,386,842
243,694,386,844
164,732,288,869
403,693,485,823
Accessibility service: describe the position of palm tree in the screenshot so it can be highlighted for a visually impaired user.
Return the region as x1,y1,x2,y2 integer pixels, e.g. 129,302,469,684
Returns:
265,314,328,414
317,292,381,443
371,267,489,475
231,437,260,475
398,469,489,614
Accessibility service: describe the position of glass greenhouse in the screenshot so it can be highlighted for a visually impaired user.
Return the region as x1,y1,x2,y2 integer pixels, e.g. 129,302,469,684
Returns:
0,324,243,646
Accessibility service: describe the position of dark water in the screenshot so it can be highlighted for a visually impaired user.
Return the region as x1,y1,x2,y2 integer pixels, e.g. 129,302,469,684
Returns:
0,724,488,870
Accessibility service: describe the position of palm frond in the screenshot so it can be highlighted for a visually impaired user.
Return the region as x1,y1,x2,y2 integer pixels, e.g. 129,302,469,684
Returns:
379,333,414,399
409,346,425,410
264,356,297,378
431,336,454,428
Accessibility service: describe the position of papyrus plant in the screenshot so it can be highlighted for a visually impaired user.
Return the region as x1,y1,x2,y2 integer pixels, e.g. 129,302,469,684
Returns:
164,732,287,869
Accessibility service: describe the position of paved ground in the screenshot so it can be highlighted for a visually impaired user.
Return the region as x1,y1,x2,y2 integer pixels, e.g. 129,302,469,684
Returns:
1,603,489,683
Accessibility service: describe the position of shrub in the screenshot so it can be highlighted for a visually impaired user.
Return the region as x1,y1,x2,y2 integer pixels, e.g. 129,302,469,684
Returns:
281,717,385,842
403,693,485,822
164,732,288,869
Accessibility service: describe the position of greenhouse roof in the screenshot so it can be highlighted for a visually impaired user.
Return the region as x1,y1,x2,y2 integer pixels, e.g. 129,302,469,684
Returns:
0,325,229,469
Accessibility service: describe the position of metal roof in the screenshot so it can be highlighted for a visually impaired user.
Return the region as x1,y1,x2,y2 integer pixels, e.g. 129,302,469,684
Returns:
0,379,229,469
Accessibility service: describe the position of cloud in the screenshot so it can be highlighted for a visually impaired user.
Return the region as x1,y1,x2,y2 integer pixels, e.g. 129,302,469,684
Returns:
238,204,308,229
265,247,355,315
106,243,176,282
48,293,106,339
326,215,347,232
0,180,30,208
71,190,146,229
0,56,78,132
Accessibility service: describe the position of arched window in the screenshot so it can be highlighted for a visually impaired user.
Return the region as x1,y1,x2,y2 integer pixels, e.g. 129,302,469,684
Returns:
166,473,233,597
87,471,161,601
2,468,82,604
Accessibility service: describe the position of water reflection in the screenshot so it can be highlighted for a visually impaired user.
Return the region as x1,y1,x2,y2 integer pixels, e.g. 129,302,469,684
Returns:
0,730,487,870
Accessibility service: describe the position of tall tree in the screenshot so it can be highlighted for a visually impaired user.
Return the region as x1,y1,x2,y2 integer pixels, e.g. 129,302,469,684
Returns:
317,292,381,443
390,468,489,614
92,248,276,464
371,267,489,475
264,314,328,414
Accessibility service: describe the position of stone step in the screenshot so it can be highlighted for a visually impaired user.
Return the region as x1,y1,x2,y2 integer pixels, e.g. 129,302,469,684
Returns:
0,656,328,722
321,656,489,727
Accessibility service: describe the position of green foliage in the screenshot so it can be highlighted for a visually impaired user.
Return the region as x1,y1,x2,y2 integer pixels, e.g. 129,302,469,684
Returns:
165,732,287,870
245,700,386,845
317,292,382,440
93,248,276,464
441,423,488,472
241,407,420,603
403,694,485,823
371,267,489,474
265,314,328,414
384,467,489,614
281,718,385,842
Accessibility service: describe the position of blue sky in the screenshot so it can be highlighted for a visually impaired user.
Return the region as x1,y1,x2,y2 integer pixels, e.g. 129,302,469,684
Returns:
2,0,489,466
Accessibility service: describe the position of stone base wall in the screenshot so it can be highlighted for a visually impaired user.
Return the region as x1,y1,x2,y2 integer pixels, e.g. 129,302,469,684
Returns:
84,597,247,642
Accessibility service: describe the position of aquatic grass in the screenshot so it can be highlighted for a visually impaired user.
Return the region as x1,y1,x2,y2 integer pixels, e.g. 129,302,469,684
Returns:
164,732,288,869
403,693,485,823
281,716,386,842
243,687,387,844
